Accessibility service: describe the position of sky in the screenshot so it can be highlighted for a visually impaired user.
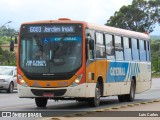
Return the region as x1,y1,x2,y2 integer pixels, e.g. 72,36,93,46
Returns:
0,0,159,35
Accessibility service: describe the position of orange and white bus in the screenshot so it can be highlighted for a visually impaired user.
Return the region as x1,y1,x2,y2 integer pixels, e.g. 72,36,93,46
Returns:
17,18,151,107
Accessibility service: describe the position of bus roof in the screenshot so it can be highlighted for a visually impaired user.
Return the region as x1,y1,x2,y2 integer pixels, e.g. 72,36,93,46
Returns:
87,23,150,40
21,18,150,40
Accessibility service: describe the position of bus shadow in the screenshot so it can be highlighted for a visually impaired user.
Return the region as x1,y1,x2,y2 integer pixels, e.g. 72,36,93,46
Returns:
35,98,121,110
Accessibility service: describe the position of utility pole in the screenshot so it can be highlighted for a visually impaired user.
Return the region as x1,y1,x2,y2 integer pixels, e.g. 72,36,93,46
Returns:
158,43,160,72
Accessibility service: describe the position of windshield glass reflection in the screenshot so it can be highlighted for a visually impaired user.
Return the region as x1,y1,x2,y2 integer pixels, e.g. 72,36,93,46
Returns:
20,35,82,74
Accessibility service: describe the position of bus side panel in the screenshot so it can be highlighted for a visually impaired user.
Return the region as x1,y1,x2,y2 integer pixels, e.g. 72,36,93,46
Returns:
86,60,151,96
104,61,147,96
104,60,116,96
86,60,107,83
86,60,106,97
104,61,130,96
136,62,151,93
86,61,96,83
95,60,107,82
86,60,96,97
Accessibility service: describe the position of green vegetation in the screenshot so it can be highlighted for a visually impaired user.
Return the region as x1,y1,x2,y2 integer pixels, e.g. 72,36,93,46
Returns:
0,50,16,66
151,38,160,77
106,0,160,33
152,73,160,78
0,26,16,66
151,35,160,76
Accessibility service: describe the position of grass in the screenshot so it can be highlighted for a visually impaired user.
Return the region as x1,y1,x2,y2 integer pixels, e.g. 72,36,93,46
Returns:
152,73,160,78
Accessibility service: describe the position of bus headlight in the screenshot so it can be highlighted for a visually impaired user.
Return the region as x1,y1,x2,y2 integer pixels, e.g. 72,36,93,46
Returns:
18,74,28,87
70,74,83,87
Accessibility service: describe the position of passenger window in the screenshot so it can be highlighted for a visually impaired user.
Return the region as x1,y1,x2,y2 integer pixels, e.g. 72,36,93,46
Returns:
86,29,95,59
115,36,124,60
123,37,132,61
123,37,129,48
140,40,144,50
105,34,115,59
96,32,104,44
146,41,150,61
132,38,139,61
139,40,146,61
96,32,105,58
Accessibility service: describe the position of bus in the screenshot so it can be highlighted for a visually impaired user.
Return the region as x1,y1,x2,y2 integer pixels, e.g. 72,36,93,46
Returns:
17,18,151,107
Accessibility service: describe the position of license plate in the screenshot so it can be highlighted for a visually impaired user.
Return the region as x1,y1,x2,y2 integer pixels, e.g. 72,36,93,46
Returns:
43,93,54,97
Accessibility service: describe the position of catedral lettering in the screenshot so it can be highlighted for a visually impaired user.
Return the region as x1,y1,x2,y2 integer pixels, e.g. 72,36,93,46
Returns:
110,67,126,76
18,18,151,108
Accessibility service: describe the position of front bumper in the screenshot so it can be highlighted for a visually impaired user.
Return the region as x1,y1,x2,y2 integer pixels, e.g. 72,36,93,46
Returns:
18,83,96,98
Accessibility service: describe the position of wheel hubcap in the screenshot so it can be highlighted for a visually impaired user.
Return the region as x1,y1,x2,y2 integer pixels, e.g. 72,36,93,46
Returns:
95,88,100,103
131,83,135,99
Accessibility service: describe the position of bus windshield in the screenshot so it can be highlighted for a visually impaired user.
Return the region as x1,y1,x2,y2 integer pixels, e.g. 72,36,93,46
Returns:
20,35,82,74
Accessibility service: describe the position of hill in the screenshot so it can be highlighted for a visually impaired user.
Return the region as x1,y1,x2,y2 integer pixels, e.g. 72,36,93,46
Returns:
150,35,160,40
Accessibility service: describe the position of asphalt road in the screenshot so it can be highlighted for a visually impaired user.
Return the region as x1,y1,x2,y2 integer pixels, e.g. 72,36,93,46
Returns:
0,78,160,117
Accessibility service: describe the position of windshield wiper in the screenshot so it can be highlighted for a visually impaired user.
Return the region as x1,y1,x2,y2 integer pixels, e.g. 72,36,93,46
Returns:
54,35,67,54
50,35,68,62
33,34,43,51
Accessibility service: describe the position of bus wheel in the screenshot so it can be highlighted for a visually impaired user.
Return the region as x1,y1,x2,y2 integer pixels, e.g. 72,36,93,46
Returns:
35,98,48,107
118,95,126,102
88,83,101,107
125,80,135,102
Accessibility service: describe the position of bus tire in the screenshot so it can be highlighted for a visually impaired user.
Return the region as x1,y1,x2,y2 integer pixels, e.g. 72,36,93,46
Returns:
125,80,135,102
35,98,48,107
118,95,126,102
88,83,101,107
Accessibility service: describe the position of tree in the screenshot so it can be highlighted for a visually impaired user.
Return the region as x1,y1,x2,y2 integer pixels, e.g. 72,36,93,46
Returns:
151,39,160,73
0,50,16,65
0,26,17,36
0,26,17,66
106,0,160,33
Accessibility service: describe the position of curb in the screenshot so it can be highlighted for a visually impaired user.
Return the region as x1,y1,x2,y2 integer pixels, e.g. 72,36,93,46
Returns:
61,99,160,117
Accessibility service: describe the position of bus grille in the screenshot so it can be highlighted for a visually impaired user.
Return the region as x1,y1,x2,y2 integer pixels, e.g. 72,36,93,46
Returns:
31,89,67,97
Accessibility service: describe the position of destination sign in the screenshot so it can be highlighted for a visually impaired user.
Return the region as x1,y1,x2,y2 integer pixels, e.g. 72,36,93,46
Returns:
25,60,47,67
28,25,75,33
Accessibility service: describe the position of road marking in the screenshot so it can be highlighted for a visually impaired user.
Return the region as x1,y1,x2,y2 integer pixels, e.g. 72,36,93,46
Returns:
60,99,160,117
140,102,148,104
127,104,134,107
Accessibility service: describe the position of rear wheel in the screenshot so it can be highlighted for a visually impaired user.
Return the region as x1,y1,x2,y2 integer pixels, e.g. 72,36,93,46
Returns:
118,80,135,102
125,80,135,102
88,83,101,107
35,98,48,108
118,95,126,102
7,82,14,93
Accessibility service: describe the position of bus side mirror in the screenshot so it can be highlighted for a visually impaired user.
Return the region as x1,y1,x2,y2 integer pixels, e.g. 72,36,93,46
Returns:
89,39,94,50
